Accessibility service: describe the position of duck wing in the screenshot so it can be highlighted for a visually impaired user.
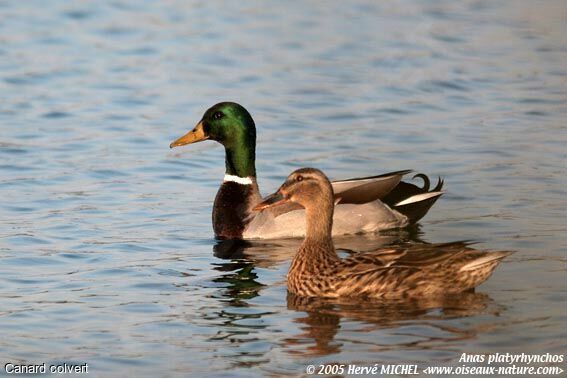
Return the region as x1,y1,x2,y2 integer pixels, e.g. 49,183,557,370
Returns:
333,242,511,297
344,241,475,270
332,170,412,204
332,170,445,224
344,241,511,273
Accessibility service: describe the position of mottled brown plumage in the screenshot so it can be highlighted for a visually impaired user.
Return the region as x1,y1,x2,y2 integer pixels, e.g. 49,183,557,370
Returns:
255,168,511,299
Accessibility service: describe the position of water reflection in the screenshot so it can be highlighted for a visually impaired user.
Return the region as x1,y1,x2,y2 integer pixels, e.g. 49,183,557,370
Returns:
211,262,265,302
213,226,426,263
285,292,497,356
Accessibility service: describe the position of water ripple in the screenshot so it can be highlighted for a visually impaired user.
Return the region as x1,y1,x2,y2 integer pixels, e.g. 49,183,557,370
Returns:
0,0,565,376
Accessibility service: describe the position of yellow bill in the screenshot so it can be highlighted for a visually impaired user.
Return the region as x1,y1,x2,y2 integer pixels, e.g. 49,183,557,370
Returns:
170,121,208,148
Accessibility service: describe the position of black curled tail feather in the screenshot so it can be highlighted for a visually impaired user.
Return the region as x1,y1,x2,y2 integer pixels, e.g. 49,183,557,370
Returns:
382,174,444,224
432,177,444,192
412,173,430,191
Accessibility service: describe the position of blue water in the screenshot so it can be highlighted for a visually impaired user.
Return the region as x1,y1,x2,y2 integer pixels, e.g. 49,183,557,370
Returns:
1,0,566,376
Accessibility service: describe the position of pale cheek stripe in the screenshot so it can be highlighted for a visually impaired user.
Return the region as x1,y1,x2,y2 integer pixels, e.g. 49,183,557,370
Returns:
223,174,253,185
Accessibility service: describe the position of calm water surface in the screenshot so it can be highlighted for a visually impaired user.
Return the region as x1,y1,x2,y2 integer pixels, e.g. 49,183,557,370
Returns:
1,0,566,376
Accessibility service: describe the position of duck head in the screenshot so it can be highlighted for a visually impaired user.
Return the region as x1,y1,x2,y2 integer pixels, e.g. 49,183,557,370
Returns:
170,102,257,177
254,168,334,212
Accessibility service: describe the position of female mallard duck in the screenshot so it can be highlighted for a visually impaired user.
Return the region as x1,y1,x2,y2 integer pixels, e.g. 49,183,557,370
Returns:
170,102,443,240
254,168,511,298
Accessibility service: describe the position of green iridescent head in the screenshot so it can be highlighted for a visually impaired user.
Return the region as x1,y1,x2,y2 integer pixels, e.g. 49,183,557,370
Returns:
170,102,257,177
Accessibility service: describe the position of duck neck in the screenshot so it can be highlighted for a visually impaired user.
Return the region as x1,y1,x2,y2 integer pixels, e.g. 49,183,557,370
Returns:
303,203,335,251
292,204,338,270
225,139,256,178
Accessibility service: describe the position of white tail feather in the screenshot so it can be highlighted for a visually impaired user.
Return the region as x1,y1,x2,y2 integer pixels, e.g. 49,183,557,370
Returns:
395,191,444,207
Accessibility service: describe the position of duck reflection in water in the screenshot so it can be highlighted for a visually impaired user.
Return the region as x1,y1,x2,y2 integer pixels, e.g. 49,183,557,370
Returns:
285,290,499,356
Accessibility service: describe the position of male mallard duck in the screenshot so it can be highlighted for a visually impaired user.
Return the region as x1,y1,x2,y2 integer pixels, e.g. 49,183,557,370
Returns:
254,168,511,298
170,102,443,240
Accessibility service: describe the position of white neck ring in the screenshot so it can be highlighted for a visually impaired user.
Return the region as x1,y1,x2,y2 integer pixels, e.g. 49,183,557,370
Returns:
224,174,253,185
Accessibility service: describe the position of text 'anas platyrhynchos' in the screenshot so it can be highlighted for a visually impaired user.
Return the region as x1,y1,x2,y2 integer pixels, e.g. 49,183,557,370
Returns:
170,102,443,240
254,168,511,298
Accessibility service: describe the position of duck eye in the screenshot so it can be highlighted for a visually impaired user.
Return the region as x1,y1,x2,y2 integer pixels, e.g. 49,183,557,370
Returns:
296,175,303,182
212,111,224,120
